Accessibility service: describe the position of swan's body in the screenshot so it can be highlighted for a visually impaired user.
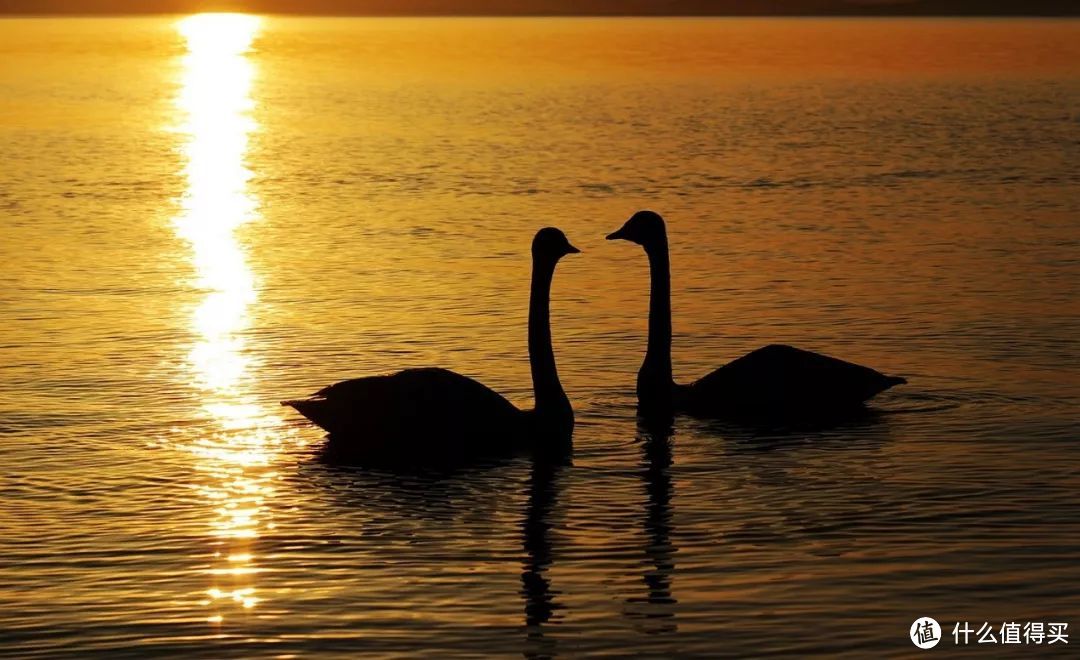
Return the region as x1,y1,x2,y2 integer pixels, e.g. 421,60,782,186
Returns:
286,368,521,457
608,210,906,421
283,228,579,462
676,344,906,419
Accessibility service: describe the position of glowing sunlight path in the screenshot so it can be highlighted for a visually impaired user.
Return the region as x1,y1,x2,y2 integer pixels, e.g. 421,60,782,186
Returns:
173,13,286,626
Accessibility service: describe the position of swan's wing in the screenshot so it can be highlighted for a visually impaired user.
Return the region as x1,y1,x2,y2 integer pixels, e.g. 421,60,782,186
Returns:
315,367,517,411
688,344,905,413
286,368,522,452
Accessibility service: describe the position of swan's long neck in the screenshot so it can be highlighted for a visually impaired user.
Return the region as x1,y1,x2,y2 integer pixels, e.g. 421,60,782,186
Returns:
642,238,673,388
529,257,570,418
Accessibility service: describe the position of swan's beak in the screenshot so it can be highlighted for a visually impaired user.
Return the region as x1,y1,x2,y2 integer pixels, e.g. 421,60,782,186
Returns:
565,244,581,254
606,227,628,241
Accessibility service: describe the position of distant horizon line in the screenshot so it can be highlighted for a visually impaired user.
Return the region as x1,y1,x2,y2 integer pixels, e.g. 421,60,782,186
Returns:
2,11,1078,17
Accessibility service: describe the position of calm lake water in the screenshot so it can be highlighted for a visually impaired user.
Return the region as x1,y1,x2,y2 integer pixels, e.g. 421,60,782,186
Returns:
1,15,1078,658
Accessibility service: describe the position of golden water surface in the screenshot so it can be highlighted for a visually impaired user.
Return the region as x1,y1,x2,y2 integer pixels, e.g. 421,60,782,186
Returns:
0,15,1078,657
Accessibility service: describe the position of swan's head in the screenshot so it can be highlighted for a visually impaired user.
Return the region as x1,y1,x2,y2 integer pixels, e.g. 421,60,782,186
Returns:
606,210,667,248
532,227,580,263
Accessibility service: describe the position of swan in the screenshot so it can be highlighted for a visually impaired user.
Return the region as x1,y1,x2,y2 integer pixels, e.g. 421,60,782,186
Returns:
282,227,579,462
607,210,906,421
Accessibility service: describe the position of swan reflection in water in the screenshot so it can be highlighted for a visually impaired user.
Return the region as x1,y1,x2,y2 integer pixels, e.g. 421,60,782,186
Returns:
522,425,680,648
309,429,682,651
306,448,570,654
521,459,564,659
625,421,678,634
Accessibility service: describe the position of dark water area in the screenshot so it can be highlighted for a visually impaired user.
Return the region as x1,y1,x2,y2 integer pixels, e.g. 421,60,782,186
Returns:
0,16,1077,657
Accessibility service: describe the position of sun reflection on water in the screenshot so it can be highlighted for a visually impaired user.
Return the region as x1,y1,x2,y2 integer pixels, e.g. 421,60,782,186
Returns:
173,13,285,625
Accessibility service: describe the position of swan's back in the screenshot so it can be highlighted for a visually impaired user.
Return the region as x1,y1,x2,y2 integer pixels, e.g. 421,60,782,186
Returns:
686,344,905,418
284,367,523,460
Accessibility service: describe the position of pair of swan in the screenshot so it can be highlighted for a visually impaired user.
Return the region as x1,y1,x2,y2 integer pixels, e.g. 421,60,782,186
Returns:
284,212,905,459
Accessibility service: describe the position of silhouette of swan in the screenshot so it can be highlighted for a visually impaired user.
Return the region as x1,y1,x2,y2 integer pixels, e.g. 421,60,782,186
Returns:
607,210,906,421
283,227,579,462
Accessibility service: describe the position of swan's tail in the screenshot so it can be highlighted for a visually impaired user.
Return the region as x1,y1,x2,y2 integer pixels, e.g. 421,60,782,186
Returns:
865,374,907,402
281,397,319,409
281,397,335,432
